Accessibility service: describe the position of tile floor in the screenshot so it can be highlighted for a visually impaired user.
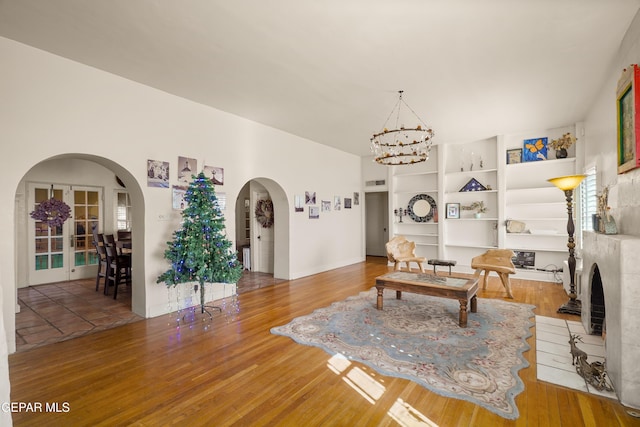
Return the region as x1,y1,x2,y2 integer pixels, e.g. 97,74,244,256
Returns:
15,279,142,352
15,271,285,352
536,315,617,401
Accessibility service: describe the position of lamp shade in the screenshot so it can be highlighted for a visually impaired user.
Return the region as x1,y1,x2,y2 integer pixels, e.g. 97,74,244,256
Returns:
548,174,586,191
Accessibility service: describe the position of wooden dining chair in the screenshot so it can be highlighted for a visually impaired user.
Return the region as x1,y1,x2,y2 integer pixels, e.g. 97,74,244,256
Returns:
104,244,131,299
94,242,108,293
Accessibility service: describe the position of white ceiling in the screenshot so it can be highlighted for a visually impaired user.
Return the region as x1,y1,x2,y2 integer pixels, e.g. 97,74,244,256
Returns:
1,0,638,156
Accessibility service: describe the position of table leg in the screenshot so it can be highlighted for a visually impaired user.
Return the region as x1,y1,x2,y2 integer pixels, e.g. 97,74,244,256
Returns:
376,286,384,310
396,290,402,300
470,295,477,313
458,299,468,328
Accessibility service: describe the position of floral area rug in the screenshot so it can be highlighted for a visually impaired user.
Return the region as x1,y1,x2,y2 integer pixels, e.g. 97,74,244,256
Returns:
271,288,535,419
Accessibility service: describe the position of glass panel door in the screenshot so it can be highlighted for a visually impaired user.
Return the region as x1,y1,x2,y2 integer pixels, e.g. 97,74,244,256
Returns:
28,183,102,284
29,185,69,285
70,187,101,281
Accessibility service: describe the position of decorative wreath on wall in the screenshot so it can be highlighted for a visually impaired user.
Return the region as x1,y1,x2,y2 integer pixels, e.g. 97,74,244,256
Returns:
30,198,72,228
255,199,274,228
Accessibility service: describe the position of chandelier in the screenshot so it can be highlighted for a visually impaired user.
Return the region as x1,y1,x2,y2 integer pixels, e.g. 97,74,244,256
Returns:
370,90,434,165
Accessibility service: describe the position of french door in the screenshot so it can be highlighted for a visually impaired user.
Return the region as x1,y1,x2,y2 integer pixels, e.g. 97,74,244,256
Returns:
28,183,102,285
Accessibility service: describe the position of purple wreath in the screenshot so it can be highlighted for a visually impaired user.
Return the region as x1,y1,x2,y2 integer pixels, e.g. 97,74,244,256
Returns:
30,198,72,228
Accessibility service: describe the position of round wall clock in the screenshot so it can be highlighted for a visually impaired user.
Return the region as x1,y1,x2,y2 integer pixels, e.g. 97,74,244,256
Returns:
407,194,437,222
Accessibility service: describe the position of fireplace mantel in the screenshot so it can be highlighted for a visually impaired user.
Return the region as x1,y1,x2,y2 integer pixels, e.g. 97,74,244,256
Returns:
581,231,640,409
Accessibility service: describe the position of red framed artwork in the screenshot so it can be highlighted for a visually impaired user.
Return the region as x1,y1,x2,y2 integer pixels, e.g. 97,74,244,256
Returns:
617,64,640,174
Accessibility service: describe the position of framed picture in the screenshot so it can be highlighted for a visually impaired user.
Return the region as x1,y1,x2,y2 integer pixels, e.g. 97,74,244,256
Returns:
309,206,319,219
178,156,197,183
203,165,224,185
446,203,460,219
617,64,640,174
147,159,169,187
506,149,522,165
522,137,547,162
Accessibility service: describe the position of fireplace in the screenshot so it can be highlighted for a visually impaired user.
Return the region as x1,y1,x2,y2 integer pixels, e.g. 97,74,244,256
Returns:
581,231,640,409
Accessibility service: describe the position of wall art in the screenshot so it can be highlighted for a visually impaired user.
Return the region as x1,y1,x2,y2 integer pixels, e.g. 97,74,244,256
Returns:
178,156,197,183
617,64,640,174
522,137,547,162
147,159,169,187
203,165,224,185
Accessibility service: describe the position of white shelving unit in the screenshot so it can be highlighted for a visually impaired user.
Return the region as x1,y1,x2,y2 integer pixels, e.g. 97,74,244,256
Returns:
386,125,579,282
389,146,440,261
442,137,499,267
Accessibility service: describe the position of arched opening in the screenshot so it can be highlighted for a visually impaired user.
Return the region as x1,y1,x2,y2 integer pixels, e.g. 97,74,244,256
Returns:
235,178,290,280
13,154,145,350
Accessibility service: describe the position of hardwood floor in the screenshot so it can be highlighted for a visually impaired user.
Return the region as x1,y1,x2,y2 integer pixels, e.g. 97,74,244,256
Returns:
8,257,638,426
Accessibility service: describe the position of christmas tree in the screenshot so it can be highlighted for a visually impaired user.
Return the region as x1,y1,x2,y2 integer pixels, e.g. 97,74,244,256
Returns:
157,172,243,313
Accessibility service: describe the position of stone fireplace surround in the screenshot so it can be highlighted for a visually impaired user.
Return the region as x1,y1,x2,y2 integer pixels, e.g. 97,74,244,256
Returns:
581,231,640,409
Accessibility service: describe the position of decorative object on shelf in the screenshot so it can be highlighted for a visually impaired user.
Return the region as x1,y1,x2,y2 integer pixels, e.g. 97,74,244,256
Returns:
445,203,460,219
394,208,408,223
370,90,435,165
506,219,527,234
548,174,586,315
549,133,577,159
506,148,522,164
616,64,640,174
459,177,487,192
30,196,71,228
255,199,274,228
523,137,548,162
603,207,618,235
407,193,437,222
462,201,487,218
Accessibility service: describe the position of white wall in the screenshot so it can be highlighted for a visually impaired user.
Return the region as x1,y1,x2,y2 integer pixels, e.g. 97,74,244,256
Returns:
0,34,364,369
583,9,640,235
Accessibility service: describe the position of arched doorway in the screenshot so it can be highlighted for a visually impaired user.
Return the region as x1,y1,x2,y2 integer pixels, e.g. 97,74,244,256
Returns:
13,154,146,350
235,178,290,280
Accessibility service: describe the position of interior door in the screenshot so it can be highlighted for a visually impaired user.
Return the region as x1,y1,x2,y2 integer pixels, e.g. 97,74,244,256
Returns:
28,183,101,285
365,192,389,257
252,191,274,274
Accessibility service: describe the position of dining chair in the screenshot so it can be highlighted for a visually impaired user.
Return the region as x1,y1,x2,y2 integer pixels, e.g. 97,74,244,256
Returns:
93,241,108,293
104,244,131,299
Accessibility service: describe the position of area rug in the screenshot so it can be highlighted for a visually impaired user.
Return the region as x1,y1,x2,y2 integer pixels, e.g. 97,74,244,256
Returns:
271,288,535,419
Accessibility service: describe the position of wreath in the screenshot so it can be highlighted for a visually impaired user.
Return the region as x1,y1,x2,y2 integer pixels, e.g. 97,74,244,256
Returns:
30,198,72,228
255,199,274,228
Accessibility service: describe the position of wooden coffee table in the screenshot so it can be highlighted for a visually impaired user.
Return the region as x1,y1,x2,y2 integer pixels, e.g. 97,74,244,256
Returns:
375,271,479,327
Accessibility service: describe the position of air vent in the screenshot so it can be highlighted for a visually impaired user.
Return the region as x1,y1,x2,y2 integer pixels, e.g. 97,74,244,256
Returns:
366,180,386,186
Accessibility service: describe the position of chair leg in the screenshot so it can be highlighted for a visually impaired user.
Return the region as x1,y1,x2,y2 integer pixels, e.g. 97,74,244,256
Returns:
498,272,514,298
482,270,490,290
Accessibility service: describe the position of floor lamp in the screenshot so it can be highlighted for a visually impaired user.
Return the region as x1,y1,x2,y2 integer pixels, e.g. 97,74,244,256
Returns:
548,174,586,315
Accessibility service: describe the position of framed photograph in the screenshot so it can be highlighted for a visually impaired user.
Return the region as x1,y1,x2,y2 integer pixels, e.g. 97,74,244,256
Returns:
446,203,460,219
522,137,547,162
334,196,341,211
617,64,640,174
309,206,319,219
321,200,331,212
353,192,360,205
178,156,197,183
147,159,169,187
294,195,304,212
172,185,188,210
506,149,522,165
305,191,316,205
203,165,224,185
344,198,352,209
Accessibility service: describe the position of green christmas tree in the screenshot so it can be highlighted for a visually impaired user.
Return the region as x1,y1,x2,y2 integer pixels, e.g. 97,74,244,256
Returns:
157,172,243,313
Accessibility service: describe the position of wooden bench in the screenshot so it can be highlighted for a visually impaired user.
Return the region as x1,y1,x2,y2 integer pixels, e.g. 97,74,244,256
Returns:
427,259,457,276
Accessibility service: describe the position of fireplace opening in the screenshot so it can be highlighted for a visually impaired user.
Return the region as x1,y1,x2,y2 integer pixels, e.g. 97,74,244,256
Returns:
590,264,605,336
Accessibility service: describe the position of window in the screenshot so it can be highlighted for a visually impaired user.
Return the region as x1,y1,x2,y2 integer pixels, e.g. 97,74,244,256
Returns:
115,191,131,231
580,167,597,235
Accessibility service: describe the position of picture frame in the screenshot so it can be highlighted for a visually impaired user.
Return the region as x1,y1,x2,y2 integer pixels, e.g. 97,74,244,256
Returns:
506,148,522,165
446,203,460,219
522,137,547,162
616,64,640,174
